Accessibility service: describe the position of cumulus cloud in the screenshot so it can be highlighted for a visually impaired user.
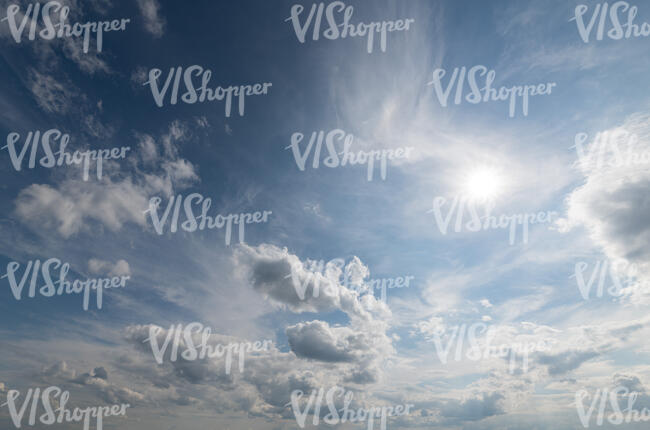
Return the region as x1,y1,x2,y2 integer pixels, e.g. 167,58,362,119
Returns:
562,113,650,303
39,361,145,405
413,316,446,339
114,247,400,420
287,321,362,363
88,259,131,276
235,244,395,382
14,177,149,238
13,121,198,238
124,323,320,416
233,244,387,319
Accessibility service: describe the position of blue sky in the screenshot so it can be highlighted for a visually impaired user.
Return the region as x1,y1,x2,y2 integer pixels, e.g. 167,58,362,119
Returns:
1,0,650,429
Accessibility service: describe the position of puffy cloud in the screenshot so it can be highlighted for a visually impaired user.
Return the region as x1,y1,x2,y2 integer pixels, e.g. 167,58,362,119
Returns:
15,178,149,238
39,361,145,405
235,244,395,389
233,244,388,320
163,159,199,184
234,244,341,313
413,316,445,339
562,113,650,303
286,321,360,363
88,259,131,277
13,121,199,238
123,324,317,416
115,246,399,420
480,299,493,308
125,324,258,386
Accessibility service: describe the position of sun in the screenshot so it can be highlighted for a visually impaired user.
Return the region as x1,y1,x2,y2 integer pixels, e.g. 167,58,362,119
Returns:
463,168,503,202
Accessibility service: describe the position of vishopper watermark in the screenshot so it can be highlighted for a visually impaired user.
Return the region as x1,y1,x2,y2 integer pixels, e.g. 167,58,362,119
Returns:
288,386,414,430
3,129,130,181
575,386,650,427
2,1,130,52
286,257,413,304
143,323,272,374
428,196,557,245
144,193,272,246
427,65,556,118
286,2,415,54
1,258,129,311
1,386,130,430
572,131,650,171
144,65,272,116
286,129,413,181
431,322,554,373
571,2,650,43
571,259,638,300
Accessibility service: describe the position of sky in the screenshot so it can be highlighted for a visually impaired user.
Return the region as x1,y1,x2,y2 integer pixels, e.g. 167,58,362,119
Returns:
0,0,650,429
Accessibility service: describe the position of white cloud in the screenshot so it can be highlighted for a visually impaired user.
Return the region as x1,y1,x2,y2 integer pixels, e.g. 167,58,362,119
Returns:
14,178,149,238
561,112,650,303
13,121,199,238
40,360,146,405
88,258,131,276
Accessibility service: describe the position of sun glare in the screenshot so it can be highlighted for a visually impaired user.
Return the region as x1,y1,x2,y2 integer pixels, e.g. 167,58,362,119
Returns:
463,168,504,201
